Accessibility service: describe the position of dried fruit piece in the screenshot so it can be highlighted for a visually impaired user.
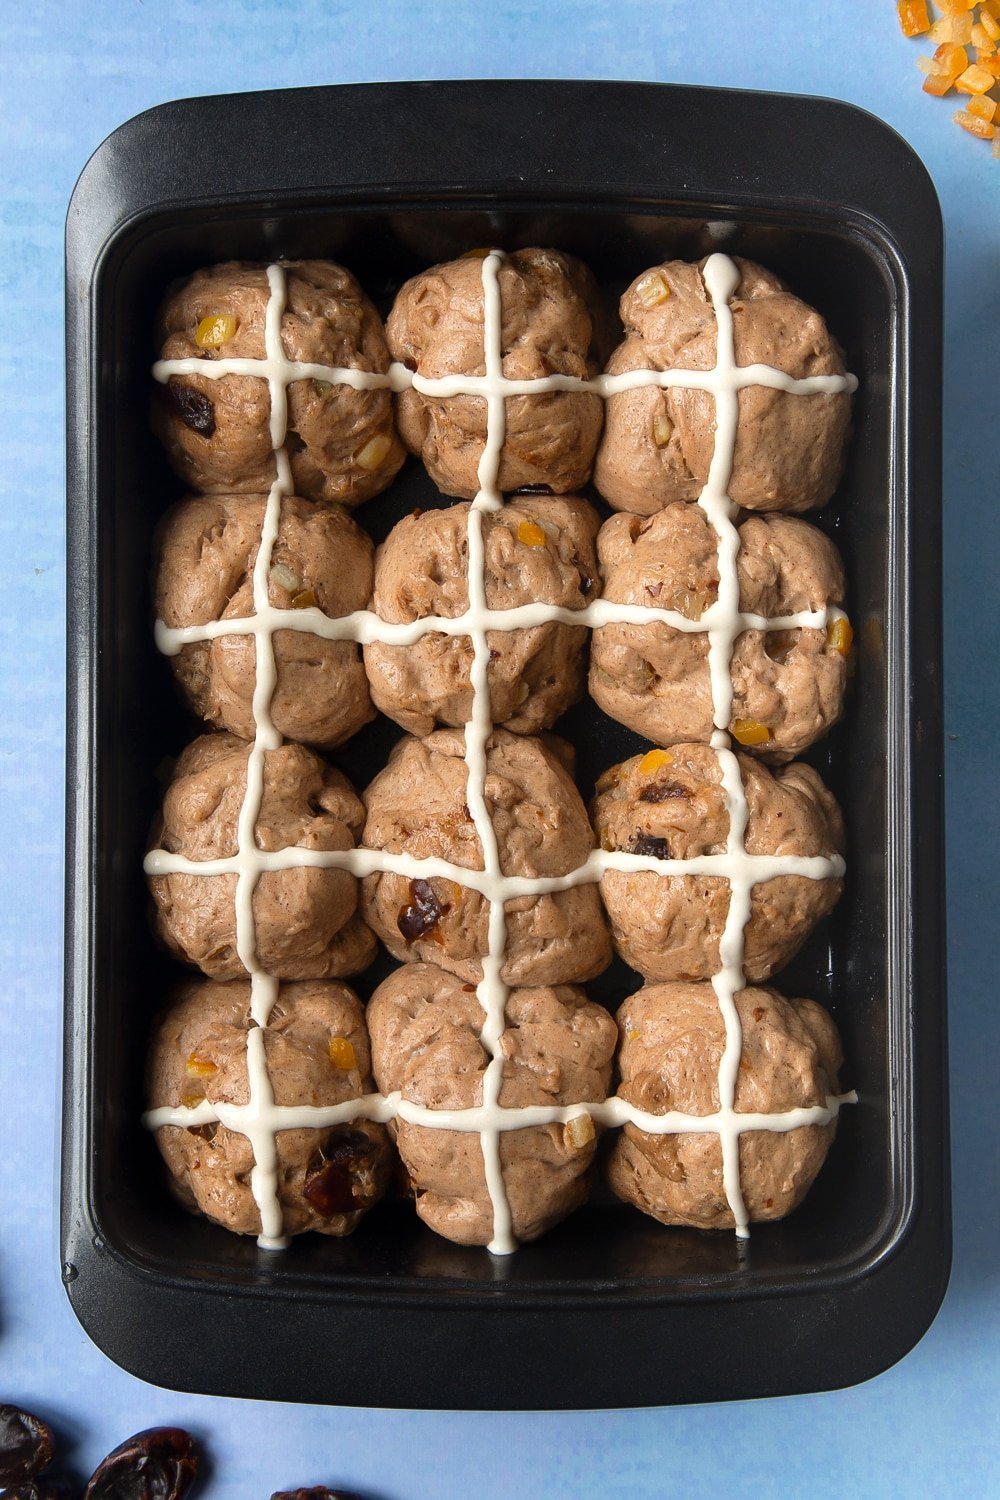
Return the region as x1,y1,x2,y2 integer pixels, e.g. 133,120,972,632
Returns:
180,1091,206,1109
303,1129,380,1216
827,617,854,656
929,13,973,42
955,61,995,91
165,378,216,438
563,1112,595,1150
0,1405,54,1483
271,1489,365,1500
954,107,997,135
516,519,548,547
291,588,318,609
980,8,1000,40
731,718,772,747
635,270,671,308
938,0,974,14
638,780,690,804
270,562,302,593
195,312,238,348
397,878,449,944
462,247,492,259
327,1036,356,1072
652,407,674,447
638,748,673,776
184,1050,217,1079
313,379,334,395
966,93,997,119
354,433,392,471
5,1480,75,1499
897,0,930,35
630,832,671,860
83,1427,196,1500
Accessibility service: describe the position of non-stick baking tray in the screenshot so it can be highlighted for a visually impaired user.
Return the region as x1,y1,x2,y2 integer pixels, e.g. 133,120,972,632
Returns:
63,79,948,1409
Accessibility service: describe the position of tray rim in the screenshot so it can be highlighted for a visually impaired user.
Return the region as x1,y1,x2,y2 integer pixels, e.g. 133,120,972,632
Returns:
62,77,949,1409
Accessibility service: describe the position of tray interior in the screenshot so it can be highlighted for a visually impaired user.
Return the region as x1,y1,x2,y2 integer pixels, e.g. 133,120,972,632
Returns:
85,197,900,1302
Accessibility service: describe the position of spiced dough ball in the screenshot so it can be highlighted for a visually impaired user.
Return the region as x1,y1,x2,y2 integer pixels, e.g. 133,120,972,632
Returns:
153,260,404,506
592,744,843,983
386,248,612,499
155,492,374,749
147,978,391,1238
364,494,601,736
594,257,852,515
149,732,375,980
367,962,617,1245
590,504,849,761
609,981,843,1229
361,728,611,986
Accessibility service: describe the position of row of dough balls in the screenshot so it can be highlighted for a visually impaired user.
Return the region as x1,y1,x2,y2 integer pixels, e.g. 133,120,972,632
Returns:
155,490,851,763
148,967,843,1246
150,730,843,991
153,250,853,517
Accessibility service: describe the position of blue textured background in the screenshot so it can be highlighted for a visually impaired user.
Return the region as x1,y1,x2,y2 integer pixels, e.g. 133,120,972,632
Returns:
1,2,997,1495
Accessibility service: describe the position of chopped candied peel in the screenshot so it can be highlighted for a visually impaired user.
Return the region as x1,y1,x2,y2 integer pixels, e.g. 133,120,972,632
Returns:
517,519,548,548
355,432,393,471
901,0,1000,143
563,1113,595,1151
898,0,931,33
635,270,671,308
328,1036,357,1072
731,718,771,747
626,1028,641,1042
639,748,674,776
314,378,334,395
827,616,854,656
185,1051,218,1078
291,587,318,609
195,312,239,348
462,247,492,259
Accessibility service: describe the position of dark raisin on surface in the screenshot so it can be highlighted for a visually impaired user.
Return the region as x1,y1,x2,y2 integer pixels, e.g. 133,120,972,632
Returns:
5,1479,75,1499
396,878,449,944
82,1426,196,1500
510,483,553,496
577,570,594,596
186,1122,218,1143
165,378,216,438
0,1405,54,1483
630,832,671,860
303,1129,379,1218
638,780,690,804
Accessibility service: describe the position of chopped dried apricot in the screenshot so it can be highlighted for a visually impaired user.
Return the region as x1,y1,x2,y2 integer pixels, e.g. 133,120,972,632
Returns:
195,313,238,348
731,719,771,747
635,270,671,308
827,617,854,656
517,519,548,547
355,432,393,471
897,0,930,35
954,107,997,135
639,748,674,776
955,61,995,91
328,1036,357,1071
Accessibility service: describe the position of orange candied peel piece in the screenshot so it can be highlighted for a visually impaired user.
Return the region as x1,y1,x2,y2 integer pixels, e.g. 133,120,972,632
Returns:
897,0,930,35
639,748,674,776
626,1028,641,1042
328,1036,357,1072
185,1051,218,1078
967,94,998,120
930,14,973,42
635,270,672,308
462,246,493,259
937,0,974,14
731,718,772,747
980,7,1000,39
291,588,318,609
195,313,239,348
827,616,854,656
563,1113,595,1150
517,519,548,547
954,107,997,135
955,61,995,92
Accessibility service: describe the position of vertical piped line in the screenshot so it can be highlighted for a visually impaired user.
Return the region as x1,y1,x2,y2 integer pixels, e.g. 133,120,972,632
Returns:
698,253,754,1237
464,251,516,1253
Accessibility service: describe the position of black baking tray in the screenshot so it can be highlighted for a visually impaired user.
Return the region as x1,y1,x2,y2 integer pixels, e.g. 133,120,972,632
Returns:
63,80,948,1409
